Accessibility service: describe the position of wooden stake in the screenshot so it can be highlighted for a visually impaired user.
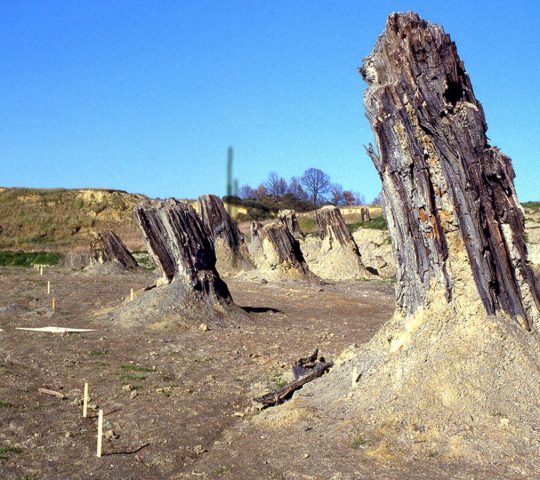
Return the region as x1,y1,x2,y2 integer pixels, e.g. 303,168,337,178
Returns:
96,409,103,457
351,366,358,389
52,297,56,311
130,288,134,301
83,383,89,418
40,265,43,276
47,281,51,295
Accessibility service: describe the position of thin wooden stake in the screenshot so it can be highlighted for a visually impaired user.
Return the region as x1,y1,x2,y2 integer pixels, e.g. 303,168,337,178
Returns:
47,281,51,295
96,409,103,457
130,288,134,301
83,383,89,418
351,366,358,389
40,265,43,276
52,297,56,311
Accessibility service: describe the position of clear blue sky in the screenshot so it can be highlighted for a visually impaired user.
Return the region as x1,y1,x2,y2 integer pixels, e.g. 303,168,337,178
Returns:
1,0,539,201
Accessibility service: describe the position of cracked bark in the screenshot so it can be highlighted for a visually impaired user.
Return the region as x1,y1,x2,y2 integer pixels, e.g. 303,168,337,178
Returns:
361,12,540,328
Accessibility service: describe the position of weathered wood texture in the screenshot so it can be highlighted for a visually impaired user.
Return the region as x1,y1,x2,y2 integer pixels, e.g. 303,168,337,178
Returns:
90,231,139,270
360,207,371,223
249,220,312,279
316,206,358,248
197,194,253,272
361,12,540,327
134,199,232,301
278,209,304,240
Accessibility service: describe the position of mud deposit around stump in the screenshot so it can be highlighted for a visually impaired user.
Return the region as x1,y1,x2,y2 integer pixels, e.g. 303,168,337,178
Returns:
0,267,531,478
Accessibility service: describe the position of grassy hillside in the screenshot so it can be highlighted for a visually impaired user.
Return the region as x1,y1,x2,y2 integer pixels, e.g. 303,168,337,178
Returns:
0,187,147,252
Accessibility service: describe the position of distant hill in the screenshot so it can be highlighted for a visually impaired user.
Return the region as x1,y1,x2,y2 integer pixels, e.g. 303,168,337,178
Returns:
0,187,148,252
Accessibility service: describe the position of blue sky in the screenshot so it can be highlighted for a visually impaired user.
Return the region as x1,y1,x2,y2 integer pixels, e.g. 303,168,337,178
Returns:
1,0,539,201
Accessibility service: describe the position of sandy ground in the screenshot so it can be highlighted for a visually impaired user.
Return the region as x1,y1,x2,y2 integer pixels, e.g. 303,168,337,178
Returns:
0,267,527,479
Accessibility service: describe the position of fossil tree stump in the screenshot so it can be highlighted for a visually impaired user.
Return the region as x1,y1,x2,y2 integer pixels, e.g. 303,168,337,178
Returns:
115,199,243,328
89,231,139,271
197,194,253,274
360,207,371,223
298,13,540,468
278,209,304,240
248,220,312,281
362,12,540,328
302,205,372,281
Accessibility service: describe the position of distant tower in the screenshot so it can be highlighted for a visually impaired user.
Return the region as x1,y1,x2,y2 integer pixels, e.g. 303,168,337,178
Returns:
226,146,233,198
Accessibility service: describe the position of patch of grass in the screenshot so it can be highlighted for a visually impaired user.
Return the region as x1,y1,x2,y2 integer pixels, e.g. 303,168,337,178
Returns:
0,446,23,459
297,216,318,235
122,373,147,381
0,251,62,267
271,373,288,389
132,252,155,270
212,466,227,476
351,437,367,448
522,201,540,209
95,361,109,367
90,350,108,356
0,400,13,408
120,364,152,372
348,215,388,232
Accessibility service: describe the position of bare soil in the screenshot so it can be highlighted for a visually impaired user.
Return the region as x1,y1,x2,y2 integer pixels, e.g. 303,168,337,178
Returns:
0,267,527,479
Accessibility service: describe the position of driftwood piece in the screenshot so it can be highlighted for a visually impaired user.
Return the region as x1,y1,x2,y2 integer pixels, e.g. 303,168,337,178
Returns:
90,231,139,271
249,220,312,280
361,12,540,327
197,194,253,273
38,388,65,399
134,199,232,301
255,350,333,408
278,209,304,240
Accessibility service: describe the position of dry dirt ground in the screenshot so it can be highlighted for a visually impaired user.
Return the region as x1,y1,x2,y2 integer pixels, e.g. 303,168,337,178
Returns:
0,267,527,479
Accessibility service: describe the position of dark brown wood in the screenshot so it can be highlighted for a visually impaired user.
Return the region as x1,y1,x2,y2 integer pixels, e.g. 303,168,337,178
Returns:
255,351,333,408
249,219,312,278
134,199,232,301
197,194,253,271
90,231,139,270
361,12,540,328
278,209,304,240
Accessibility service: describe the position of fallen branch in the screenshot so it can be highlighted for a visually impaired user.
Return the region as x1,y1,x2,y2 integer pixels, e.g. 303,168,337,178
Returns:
255,350,333,408
105,442,150,456
38,388,65,399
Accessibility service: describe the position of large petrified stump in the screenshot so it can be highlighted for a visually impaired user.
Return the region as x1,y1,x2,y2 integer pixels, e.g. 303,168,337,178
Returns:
88,231,140,272
113,199,244,327
197,194,254,275
248,220,312,281
301,206,372,280
283,12,540,469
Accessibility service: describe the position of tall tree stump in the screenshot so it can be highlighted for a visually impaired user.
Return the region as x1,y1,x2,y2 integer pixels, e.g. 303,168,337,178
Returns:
112,199,244,327
248,220,312,281
294,13,540,469
197,194,254,275
302,206,372,281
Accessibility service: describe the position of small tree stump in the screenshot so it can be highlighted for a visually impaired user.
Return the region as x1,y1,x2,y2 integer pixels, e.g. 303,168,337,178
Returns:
249,220,312,281
89,231,139,271
197,194,254,274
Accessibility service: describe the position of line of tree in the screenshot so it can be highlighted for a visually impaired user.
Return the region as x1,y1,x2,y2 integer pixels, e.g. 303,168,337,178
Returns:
238,168,370,206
